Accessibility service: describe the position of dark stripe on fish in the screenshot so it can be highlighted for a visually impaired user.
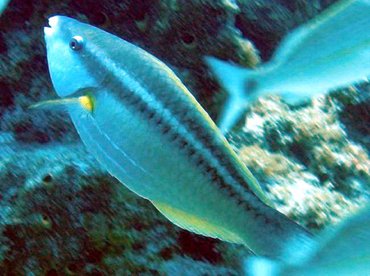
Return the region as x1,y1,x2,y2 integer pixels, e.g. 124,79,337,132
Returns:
82,43,282,229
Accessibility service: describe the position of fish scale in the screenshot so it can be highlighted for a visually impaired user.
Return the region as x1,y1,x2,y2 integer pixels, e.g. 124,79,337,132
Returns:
43,15,314,259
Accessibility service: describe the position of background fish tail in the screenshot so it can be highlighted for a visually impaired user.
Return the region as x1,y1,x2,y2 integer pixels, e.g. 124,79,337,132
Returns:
244,257,281,276
204,57,258,133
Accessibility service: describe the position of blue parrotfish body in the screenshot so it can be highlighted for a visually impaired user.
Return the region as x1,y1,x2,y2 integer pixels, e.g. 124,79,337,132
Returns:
42,15,314,260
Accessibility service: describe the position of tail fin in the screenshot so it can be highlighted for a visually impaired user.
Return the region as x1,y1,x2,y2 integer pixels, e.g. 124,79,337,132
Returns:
244,204,370,275
244,257,281,276
299,204,370,275
204,57,258,134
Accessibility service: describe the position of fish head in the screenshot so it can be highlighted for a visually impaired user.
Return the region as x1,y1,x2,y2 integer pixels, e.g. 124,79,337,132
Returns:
44,15,107,97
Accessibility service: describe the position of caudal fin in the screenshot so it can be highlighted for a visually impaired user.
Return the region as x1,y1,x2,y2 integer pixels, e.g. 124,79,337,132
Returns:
244,204,370,275
204,57,258,134
244,257,281,276
299,204,370,275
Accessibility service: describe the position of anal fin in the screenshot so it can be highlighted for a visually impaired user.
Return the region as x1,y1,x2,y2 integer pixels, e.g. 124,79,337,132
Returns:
152,201,244,244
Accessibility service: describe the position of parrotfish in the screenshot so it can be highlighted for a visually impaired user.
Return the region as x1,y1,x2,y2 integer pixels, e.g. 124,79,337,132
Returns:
246,204,370,275
42,15,314,260
206,0,370,133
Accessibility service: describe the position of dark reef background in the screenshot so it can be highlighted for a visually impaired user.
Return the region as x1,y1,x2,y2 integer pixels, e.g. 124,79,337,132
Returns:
0,0,369,275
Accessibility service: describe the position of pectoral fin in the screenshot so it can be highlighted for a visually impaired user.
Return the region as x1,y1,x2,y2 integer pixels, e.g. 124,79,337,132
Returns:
29,95,95,112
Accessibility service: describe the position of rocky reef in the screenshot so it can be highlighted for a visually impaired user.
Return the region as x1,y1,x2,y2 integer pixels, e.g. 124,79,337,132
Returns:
233,90,369,231
0,0,369,274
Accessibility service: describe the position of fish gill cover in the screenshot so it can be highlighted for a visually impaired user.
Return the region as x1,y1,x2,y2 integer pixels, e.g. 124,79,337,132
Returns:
0,0,369,275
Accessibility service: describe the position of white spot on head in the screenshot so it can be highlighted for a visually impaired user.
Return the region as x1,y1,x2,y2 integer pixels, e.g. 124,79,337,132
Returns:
44,16,60,37
44,26,54,36
48,16,59,28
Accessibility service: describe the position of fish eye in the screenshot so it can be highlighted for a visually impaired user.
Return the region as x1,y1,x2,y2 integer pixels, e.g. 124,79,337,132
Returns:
69,36,84,51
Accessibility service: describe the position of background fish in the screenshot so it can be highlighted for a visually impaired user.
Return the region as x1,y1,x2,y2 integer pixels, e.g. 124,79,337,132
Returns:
42,15,314,260
245,204,370,275
206,0,370,133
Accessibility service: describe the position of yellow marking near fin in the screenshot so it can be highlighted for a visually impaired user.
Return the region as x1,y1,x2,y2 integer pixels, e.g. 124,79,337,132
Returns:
29,94,94,112
78,95,94,112
152,201,244,244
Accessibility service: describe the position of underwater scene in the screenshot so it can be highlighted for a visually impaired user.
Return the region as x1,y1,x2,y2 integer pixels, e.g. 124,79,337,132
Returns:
0,0,369,275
